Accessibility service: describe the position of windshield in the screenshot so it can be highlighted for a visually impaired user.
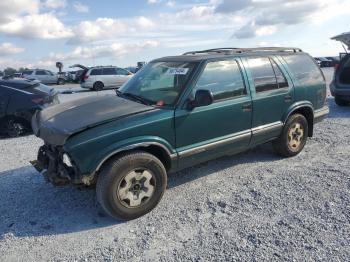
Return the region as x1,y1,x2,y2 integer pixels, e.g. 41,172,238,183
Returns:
119,61,197,106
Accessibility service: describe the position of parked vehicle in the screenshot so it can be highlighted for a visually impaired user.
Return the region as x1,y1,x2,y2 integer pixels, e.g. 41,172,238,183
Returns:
0,79,59,137
80,66,133,91
330,53,350,106
31,47,328,220
314,57,332,67
326,56,340,67
22,69,66,85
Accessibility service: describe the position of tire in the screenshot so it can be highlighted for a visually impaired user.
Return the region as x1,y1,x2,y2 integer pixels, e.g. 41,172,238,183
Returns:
3,118,28,137
273,114,308,157
335,96,349,106
93,81,104,91
57,78,65,85
96,151,167,220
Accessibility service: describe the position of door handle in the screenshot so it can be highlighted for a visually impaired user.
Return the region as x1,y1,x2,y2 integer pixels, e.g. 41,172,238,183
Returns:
284,95,292,102
242,103,252,112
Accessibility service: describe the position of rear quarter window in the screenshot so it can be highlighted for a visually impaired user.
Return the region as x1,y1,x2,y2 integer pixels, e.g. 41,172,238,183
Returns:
282,54,324,86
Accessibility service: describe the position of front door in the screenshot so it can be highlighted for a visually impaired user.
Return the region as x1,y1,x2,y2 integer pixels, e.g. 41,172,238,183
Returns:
175,58,252,168
242,56,294,145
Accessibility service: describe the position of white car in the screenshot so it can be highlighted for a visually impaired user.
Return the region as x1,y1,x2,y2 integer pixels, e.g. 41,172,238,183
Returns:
80,66,133,91
22,69,65,85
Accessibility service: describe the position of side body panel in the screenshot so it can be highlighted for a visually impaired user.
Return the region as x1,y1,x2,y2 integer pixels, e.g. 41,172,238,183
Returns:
174,58,253,169
64,109,176,175
241,55,294,146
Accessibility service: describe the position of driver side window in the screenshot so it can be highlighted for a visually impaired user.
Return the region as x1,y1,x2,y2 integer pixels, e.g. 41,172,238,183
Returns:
193,60,246,102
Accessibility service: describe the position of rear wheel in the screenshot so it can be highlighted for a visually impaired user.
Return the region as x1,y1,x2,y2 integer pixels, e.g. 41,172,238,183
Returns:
93,81,104,91
96,151,167,220
273,114,308,157
335,96,349,106
57,78,65,85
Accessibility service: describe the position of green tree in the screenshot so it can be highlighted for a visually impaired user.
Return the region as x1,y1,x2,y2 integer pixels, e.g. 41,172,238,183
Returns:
4,67,17,76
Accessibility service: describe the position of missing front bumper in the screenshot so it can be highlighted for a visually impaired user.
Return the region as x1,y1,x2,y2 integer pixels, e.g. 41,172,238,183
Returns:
31,145,74,186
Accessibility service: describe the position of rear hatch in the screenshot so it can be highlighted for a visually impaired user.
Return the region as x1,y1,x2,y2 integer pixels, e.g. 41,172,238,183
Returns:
69,64,88,83
331,32,350,87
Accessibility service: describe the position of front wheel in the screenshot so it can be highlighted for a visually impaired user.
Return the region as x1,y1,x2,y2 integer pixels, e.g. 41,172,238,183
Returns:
273,114,308,157
96,151,167,220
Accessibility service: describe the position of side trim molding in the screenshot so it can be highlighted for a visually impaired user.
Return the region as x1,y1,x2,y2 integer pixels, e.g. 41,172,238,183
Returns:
314,106,329,123
178,131,251,158
252,121,284,136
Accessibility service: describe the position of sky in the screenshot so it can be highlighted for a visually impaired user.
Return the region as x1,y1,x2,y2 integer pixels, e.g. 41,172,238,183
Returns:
0,0,349,71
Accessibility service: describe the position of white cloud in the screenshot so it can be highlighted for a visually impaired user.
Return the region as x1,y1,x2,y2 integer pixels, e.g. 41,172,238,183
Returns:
0,13,73,39
166,1,176,7
0,43,24,56
46,41,159,63
42,0,67,9
73,1,89,13
147,0,159,4
0,0,39,23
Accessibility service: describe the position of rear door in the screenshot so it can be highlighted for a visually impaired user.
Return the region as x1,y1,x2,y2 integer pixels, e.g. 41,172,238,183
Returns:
46,71,57,84
102,68,117,87
175,58,252,168
242,56,294,145
0,87,10,118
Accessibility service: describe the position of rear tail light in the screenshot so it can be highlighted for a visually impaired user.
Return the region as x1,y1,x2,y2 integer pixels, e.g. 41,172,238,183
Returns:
84,74,89,80
31,97,45,104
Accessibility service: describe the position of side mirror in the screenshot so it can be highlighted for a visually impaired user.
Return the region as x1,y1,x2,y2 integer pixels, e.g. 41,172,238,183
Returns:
187,89,214,110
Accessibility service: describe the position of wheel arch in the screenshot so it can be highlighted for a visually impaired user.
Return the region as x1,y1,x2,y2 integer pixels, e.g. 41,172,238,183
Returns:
95,142,176,174
283,102,314,137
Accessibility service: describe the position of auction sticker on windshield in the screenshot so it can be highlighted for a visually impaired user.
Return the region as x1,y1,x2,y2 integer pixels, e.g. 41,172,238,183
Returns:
166,68,189,75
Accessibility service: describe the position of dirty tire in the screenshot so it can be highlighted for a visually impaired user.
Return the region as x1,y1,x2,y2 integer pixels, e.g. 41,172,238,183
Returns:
96,151,167,220
335,96,349,106
3,118,27,137
273,114,308,157
93,81,104,91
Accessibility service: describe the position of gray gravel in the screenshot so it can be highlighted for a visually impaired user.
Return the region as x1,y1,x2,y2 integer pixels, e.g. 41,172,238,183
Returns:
0,69,350,261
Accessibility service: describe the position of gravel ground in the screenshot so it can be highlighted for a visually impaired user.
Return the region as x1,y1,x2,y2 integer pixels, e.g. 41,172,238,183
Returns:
1,69,350,261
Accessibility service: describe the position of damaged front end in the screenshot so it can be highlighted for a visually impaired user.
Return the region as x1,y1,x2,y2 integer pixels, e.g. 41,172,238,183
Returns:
31,144,82,186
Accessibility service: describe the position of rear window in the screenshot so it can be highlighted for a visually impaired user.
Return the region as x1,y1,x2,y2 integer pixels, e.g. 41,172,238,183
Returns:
90,69,102,75
282,54,324,86
248,57,278,93
102,68,117,75
22,70,33,75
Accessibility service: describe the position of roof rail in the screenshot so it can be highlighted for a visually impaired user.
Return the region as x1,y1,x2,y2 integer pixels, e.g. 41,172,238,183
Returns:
183,47,303,55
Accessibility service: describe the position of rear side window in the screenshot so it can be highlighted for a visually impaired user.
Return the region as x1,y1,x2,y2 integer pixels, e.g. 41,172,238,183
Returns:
22,70,33,75
35,70,46,75
116,68,129,75
194,60,246,101
102,68,117,75
90,69,102,75
271,59,289,88
248,57,278,93
282,54,324,86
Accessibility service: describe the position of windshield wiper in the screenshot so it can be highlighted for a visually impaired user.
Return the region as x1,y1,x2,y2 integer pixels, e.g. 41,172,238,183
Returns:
117,90,153,105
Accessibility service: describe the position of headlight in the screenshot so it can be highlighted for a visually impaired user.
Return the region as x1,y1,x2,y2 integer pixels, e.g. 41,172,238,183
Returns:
62,153,73,167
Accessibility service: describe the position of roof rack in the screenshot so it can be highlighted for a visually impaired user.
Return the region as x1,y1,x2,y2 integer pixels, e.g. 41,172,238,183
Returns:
183,47,303,55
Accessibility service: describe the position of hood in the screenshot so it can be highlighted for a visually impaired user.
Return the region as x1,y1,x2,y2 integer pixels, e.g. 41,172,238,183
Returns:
32,95,154,146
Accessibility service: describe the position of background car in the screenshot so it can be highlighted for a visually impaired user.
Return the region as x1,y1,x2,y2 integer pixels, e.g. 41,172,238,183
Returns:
326,56,340,67
80,66,133,91
0,79,59,137
314,57,332,67
330,53,350,106
22,69,66,85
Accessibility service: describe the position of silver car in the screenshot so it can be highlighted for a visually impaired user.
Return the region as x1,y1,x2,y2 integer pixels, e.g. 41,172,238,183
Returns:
80,66,133,91
22,69,65,85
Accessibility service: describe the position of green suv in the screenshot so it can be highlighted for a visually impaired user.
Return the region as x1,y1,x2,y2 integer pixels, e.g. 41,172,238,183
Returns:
31,47,329,220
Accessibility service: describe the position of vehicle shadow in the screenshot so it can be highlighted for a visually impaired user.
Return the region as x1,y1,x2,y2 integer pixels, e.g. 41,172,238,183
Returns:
326,97,350,119
0,143,280,238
